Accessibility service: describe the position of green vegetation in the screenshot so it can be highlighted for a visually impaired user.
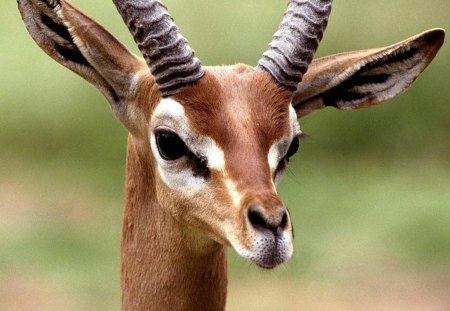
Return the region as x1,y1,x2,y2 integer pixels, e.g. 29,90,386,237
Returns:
1,0,449,309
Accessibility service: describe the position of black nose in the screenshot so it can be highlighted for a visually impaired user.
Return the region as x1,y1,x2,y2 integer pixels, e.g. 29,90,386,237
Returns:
248,205,288,234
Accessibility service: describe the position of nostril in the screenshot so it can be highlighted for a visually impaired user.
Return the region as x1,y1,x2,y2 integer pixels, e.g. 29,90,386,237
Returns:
248,206,268,231
248,206,288,233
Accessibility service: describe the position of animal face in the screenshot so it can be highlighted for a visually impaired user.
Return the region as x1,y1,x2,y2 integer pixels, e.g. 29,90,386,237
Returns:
148,66,299,267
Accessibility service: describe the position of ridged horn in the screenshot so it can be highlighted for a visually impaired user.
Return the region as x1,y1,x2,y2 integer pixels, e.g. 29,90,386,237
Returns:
112,0,204,97
257,0,333,91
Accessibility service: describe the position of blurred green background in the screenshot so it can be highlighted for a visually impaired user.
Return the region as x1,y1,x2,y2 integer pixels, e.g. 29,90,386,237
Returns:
1,0,449,310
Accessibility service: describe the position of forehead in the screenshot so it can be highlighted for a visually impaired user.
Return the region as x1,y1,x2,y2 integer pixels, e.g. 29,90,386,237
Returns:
172,65,294,149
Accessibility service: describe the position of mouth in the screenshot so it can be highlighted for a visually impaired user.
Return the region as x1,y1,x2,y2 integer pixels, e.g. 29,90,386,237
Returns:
233,231,293,269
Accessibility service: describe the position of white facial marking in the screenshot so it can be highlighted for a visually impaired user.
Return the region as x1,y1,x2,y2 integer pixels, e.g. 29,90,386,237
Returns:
225,178,242,207
268,143,282,170
150,98,225,192
202,140,225,169
268,105,301,183
289,104,301,134
153,97,185,118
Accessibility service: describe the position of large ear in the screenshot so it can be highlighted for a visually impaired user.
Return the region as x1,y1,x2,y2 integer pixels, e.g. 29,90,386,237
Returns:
17,0,148,125
293,29,445,118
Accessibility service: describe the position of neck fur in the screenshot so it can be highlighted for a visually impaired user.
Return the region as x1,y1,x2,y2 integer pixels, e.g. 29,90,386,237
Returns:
121,135,228,311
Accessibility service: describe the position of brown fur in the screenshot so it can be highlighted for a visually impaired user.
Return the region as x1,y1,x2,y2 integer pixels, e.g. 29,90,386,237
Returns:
121,136,228,311
175,65,292,194
18,1,445,310
173,66,293,249
119,66,294,310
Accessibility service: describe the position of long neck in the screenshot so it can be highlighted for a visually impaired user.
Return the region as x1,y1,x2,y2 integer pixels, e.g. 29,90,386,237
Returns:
121,135,228,311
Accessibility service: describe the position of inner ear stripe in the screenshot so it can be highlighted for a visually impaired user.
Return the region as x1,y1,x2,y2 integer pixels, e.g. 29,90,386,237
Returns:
35,0,59,10
36,8,92,68
350,59,424,94
330,61,422,107
330,46,421,99
358,46,420,76
327,78,396,107
350,73,390,86
333,91,369,104
39,13,73,43
323,50,424,108
360,62,422,96
54,44,91,67
322,74,379,107
322,70,390,98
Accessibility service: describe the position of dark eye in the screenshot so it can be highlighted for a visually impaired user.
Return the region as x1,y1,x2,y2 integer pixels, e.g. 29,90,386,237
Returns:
285,136,300,159
155,130,188,160
274,136,301,178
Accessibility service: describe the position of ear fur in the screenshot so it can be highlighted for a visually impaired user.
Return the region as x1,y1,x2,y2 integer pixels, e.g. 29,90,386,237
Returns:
17,0,149,126
293,29,445,118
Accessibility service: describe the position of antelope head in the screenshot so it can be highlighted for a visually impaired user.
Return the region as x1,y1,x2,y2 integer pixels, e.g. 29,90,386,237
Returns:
18,0,444,269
